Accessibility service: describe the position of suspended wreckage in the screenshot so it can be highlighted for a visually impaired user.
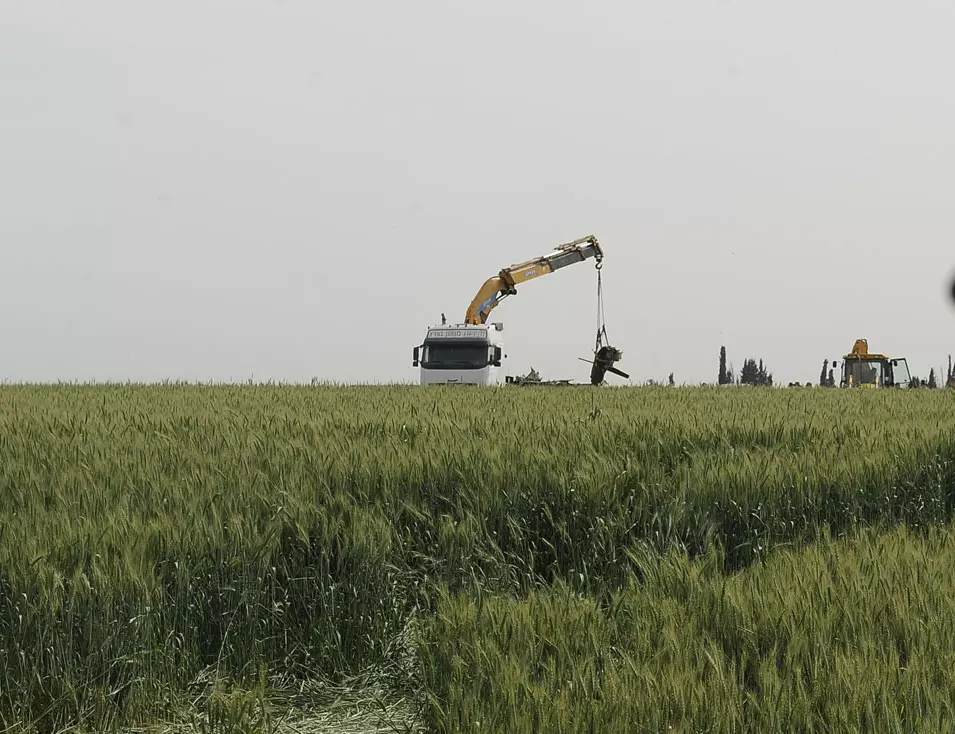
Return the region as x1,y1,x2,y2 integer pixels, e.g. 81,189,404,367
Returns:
577,262,628,385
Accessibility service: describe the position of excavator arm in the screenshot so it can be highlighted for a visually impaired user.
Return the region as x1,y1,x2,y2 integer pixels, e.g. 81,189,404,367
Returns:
464,235,604,324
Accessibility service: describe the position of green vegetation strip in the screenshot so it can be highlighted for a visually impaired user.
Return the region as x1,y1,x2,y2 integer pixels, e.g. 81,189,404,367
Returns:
0,385,952,731
421,523,955,733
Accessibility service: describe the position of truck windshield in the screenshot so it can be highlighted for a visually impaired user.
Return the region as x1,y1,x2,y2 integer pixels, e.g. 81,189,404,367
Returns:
421,340,489,370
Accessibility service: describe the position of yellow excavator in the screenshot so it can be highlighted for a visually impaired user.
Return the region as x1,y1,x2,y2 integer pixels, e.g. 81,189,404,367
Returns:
833,338,912,388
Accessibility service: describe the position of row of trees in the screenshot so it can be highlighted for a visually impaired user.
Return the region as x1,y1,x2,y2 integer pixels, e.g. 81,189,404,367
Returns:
717,348,955,389
920,357,955,388
718,346,774,386
657,348,955,389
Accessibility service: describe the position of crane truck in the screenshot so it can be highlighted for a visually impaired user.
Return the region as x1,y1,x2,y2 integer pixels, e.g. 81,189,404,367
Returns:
411,235,622,386
832,338,912,388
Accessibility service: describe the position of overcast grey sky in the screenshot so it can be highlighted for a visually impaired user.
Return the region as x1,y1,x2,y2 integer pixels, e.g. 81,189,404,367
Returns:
4,1,955,385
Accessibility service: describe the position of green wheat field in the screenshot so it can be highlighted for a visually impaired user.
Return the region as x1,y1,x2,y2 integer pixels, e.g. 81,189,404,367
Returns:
2,384,955,732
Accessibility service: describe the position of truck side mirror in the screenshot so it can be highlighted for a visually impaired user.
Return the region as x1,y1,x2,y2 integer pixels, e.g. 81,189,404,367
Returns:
413,346,420,367
832,361,839,368
491,346,502,367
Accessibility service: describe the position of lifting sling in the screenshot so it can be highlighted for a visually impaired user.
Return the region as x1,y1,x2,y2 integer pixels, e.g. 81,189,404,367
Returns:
582,259,629,385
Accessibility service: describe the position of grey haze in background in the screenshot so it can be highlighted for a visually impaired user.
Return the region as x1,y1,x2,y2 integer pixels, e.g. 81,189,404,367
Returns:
3,1,954,385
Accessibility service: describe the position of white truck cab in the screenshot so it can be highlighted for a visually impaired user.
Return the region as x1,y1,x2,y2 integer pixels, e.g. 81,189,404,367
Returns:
412,323,506,385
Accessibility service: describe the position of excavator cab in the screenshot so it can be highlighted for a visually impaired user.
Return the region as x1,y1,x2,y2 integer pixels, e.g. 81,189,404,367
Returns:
833,339,911,388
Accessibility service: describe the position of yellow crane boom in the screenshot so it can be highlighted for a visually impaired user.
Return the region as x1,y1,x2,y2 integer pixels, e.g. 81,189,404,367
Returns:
464,235,604,325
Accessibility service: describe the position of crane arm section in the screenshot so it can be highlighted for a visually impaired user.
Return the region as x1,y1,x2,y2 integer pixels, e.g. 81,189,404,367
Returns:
464,235,604,324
